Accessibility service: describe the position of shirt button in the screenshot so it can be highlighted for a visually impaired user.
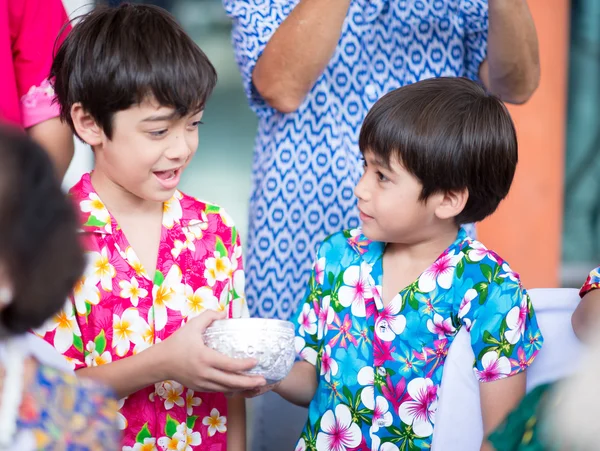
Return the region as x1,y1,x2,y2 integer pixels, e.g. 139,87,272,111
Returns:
378,319,389,334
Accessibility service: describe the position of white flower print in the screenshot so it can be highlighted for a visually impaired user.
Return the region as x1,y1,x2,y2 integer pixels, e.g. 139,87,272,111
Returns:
426,313,456,338
112,308,145,357
338,263,373,317
204,252,232,286
398,378,437,438
458,288,478,319
72,275,101,315
357,366,375,410
185,389,202,416
163,194,183,229
475,351,511,382
80,193,110,224
123,437,156,451
315,404,362,451
298,303,317,337
158,422,201,451
371,396,393,433
317,295,335,340
202,408,227,436
320,345,339,382
182,285,218,318
152,265,185,330
89,247,116,292
417,251,462,293
314,257,326,285
295,438,307,451
467,241,498,263
505,296,528,344
155,380,185,410
119,277,148,307
295,336,318,366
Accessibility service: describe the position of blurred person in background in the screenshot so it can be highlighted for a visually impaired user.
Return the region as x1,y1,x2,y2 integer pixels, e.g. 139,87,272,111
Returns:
0,0,74,179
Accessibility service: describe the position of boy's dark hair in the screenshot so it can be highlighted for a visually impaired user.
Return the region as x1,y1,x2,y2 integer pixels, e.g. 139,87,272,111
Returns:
0,127,84,335
52,3,217,139
359,77,518,224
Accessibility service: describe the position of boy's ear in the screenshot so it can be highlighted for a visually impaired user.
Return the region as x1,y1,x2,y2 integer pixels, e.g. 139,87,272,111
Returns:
435,188,469,220
71,103,103,147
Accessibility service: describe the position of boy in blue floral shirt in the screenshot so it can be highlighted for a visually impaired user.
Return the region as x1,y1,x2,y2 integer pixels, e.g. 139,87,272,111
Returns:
248,77,543,451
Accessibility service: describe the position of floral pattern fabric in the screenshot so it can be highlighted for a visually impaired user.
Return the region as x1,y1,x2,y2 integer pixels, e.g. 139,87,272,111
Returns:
294,227,543,451
579,265,600,297
38,173,248,450
17,364,120,450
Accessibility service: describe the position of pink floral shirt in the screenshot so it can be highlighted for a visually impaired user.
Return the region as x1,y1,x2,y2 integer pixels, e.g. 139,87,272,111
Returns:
38,173,248,450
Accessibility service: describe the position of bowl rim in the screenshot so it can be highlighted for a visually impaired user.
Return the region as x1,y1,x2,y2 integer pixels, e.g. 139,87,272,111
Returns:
206,318,295,330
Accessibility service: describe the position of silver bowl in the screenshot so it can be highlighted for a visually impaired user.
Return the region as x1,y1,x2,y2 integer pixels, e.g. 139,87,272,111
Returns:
203,318,296,384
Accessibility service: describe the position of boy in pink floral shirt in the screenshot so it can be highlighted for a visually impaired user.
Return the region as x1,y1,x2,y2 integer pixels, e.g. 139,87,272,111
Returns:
37,4,266,450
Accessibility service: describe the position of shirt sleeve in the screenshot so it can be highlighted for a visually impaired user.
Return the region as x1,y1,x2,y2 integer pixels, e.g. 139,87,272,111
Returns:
455,251,543,383
222,0,290,115
580,266,600,298
460,0,488,82
9,0,70,127
35,297,86,371
291,246,327,368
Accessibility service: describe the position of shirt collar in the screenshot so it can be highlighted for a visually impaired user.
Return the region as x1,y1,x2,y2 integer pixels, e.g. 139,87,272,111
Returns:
70,173,190,235
346,227,469,264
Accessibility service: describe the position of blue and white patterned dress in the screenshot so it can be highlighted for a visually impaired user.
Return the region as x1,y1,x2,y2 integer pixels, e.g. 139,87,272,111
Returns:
223,2,489,448
224,0,489,324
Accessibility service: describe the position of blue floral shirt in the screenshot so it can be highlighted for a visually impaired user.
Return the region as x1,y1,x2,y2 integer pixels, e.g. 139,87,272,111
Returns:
293,228,543,451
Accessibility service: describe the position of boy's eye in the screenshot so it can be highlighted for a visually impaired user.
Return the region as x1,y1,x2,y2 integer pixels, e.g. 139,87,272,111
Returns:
189,120,203,129
149,129,168,137
377,171,388,182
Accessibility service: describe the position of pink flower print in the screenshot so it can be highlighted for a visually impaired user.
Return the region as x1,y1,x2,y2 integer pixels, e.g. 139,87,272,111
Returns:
475,351,511,382
315,257,326,285
458,289,478,319
295,336,318,365
417,251,462,293
426,313,455,338
316,296,335,340
398,378,438,438
371,396,393,432
298,303,317,337
321,345,339,382
509,348,535,373
467,241,498,263
338,263,373,317
373,337,396,367
315,404,362,451
329,314,358,349
505,296,528,344
375,297,406,342
382,375,408,414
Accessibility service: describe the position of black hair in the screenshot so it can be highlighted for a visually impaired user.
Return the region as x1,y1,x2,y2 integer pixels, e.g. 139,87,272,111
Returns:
359,77,518,224
0,126,84,334
52,3,217,139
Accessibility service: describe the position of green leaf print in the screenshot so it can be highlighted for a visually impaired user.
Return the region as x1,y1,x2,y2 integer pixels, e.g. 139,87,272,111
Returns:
186,415,199,429
73,334,83,353
94,330,106,355
456,258,465,279
342,386,354,405
327,271,335,287
474,282,489,305
215,237,228,259
154,270,165,287
406,291,419,311
136,424,152,443
231,227,238,247
85,301,92,316
481,264,493,283
165,414,179,437
83,215,107,228
205,204,220,214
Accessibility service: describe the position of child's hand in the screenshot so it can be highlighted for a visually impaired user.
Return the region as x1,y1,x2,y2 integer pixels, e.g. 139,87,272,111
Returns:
241,381,281,399
160,310,267,393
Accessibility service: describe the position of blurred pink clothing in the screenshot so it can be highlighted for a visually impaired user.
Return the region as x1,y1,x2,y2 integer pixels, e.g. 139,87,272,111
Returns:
0,0,70,128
